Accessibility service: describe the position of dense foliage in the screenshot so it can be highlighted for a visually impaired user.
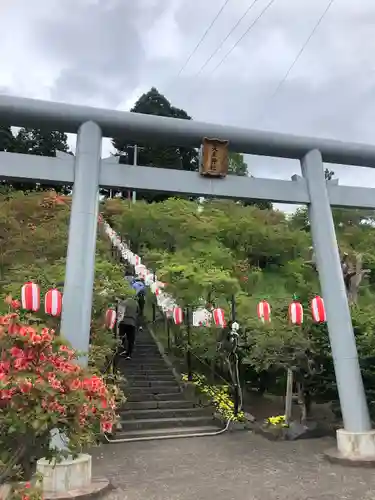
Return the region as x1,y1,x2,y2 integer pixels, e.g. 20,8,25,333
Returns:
103,196,375,419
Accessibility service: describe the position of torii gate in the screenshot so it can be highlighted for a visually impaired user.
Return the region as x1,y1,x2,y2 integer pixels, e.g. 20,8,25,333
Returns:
1,95,375,466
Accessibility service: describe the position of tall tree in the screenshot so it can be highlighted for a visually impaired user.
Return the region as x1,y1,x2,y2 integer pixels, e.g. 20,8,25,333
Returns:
13,129,69,157
0,126,14,152
228,152,248,176
0,128,72,194
111,87,199,202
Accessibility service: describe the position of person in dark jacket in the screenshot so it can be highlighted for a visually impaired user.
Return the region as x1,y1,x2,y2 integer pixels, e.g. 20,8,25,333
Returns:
117,297,139,359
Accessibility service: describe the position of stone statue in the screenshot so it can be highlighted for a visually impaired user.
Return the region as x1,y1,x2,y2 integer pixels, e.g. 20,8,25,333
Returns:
306,247,370,305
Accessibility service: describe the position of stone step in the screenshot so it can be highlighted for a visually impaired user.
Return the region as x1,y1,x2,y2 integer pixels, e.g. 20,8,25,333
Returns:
113,424,222,440
126,384,180,395
120,406,211,420
126,391,184,402
133,343,157,348
125,374,176,383
131,351,163,357
118,362,168,371
121,379,178,389
119,415,217,432
124,400,195,411
132,352,161,358
132,347,161,352
119,357,166,365
122,370,175,378
130,357,164,362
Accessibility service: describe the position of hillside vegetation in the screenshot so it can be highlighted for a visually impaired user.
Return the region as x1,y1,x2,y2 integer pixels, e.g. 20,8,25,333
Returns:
0,190,133,370
103,197,375,419
3,87,375,423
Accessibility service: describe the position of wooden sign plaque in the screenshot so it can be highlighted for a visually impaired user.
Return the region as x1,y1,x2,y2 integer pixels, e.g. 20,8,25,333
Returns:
199,137,229,178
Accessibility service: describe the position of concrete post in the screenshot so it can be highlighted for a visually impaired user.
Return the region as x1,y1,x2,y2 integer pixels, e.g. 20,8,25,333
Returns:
37,122,107,495
301,150,375,462
60,121,102,361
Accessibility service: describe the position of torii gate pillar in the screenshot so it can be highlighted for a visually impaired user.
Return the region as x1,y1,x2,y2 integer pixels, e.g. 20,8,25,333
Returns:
60,121,102,363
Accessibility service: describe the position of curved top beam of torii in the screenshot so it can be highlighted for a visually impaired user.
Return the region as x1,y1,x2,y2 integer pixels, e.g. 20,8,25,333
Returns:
0,94,375,168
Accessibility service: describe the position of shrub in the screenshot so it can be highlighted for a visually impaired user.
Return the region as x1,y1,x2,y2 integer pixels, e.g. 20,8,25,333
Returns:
0,302,120,484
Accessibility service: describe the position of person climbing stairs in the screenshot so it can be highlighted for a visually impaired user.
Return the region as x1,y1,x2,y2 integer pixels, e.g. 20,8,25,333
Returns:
111,325,223,440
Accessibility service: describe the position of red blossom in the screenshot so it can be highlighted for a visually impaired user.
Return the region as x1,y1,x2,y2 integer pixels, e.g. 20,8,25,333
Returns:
69,378,82,390
19,379,33,393
10,346,24,358
101,420,113,433
11,299,21,310
0,305,120,465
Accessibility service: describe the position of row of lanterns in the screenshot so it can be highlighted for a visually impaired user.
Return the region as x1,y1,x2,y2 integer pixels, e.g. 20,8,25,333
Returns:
256,296,326,325
101,218,328,330
101,219,228,330
20,281,63,317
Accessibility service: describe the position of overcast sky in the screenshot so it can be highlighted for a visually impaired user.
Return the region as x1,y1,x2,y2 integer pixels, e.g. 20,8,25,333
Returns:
1,0,375,210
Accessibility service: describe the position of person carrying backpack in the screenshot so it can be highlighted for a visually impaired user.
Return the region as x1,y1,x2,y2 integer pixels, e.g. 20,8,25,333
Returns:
116,296,139,359
131,278,146,318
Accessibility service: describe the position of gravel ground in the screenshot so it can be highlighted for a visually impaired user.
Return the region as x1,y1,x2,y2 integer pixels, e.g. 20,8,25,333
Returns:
91,431,375,500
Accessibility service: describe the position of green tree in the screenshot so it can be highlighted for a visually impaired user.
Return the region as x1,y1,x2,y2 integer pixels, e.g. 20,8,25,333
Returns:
0,126,14,151
1,128,71,194
111,87,198,202
13,128,69,157
228,152,248,176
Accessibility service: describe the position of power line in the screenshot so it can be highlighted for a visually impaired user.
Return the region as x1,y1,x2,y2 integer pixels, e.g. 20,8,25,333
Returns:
174,0,232,79
209,0,278,77
258,0,336,123
193,0,261,78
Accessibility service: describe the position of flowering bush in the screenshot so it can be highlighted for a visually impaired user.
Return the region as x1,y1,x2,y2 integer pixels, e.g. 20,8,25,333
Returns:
10,481,43,500
264,415,288,428
182,373,245,421
0,300,121,485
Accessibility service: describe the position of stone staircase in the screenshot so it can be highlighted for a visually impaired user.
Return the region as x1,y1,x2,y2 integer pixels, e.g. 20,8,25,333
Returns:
113,326,222,440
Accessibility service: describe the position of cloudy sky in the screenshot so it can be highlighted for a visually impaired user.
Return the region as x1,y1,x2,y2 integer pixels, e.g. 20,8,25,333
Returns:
1,0,375,209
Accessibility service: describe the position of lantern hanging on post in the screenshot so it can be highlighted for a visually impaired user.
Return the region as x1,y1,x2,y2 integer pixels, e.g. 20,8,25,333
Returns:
289,300,303,325
173,307,183,325
105,308,117,330
44,288,63,317
21,282,40,312
213,308,225,327
257,300,271,322
311,295,326,323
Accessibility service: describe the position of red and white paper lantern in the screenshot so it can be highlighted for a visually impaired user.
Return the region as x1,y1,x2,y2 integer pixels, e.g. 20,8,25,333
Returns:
134,255,141,266
105,309,117,330
150,282,161,296
257,300,271,323
311,295,326,323
289,301,303,325
44,288,63,317
135,264,146,278
173,307,183,325
213,308,225,327
21,282,40,312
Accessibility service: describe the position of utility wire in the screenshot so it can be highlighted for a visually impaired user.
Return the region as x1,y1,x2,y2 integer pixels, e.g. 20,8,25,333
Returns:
193,0,261,78
209,0,278,76
258,0,336,124
174,0,232,79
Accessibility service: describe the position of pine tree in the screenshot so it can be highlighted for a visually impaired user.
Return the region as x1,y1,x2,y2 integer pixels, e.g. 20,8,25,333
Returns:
111,88,198,202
